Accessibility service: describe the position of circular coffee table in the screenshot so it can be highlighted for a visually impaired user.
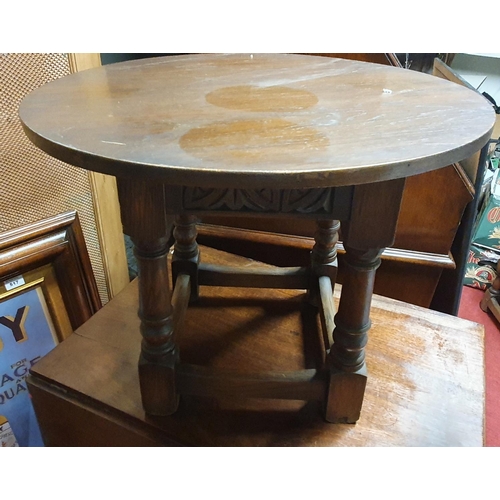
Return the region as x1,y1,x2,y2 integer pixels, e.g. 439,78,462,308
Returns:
19,53,495,423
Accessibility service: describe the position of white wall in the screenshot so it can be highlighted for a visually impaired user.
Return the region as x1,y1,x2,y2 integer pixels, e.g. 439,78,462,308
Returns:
451,53,500,103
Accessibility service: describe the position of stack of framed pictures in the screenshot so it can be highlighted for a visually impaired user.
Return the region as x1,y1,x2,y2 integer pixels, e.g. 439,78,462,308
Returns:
0,211,101,446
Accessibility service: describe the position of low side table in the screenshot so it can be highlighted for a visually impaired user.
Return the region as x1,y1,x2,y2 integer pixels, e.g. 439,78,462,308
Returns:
19,54,495,423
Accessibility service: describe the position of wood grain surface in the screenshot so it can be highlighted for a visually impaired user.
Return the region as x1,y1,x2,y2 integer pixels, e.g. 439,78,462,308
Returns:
19,53,495,189
28,246,485,446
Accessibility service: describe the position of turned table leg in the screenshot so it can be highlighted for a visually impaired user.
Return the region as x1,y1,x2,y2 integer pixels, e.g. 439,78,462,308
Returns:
116,179,179,416
172,214,200,302
325,178,406,423
309,219,340,306
325,246,381,423
134,236,179,415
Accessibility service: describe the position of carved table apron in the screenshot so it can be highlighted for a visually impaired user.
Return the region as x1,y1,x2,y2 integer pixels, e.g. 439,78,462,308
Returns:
18,54,495,423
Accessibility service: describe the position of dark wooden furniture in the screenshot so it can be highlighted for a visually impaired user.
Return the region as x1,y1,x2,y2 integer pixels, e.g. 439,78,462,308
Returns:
27,246,485,446
429,59,495,314
19,54,494,424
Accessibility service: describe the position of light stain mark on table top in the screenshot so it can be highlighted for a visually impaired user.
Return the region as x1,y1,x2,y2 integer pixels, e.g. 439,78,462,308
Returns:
206,85,319,112
180,118,330,163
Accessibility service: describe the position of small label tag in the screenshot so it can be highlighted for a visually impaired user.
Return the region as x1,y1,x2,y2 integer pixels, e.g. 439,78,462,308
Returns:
4,275,25,291
0,419,19,447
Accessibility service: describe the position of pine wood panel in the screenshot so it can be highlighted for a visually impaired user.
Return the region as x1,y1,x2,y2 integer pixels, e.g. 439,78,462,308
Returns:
68,53,129,300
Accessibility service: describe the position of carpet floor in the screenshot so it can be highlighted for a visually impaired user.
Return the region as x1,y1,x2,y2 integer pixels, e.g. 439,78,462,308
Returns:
458,285,500,447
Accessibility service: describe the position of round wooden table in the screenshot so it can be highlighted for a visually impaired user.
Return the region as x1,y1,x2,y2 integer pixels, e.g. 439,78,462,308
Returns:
19,54,495,423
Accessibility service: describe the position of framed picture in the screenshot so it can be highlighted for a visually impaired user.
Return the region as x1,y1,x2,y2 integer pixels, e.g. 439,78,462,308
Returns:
0,211,101,446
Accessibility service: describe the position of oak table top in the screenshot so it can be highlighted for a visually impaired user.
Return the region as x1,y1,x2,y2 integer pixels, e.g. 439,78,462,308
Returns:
19,53,495,189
